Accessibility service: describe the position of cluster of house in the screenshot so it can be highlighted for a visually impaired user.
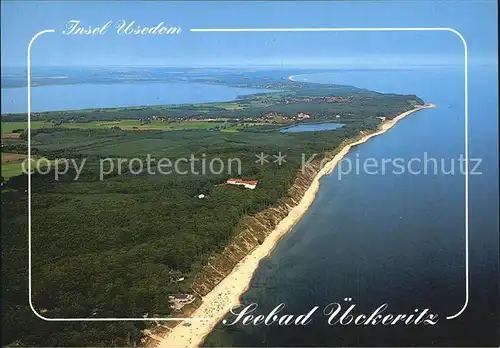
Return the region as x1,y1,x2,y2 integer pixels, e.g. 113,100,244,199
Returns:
150,115,167,121
226,178,258,190
261,111,286,121
279,96,351,104
261,111,310,122
168,294,195,311
145,115,258,123
135,106,329,125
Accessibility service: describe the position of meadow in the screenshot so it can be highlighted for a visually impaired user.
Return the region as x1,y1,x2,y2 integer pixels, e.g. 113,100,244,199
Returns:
1,121,54,134
1,153,55,180
1,161,25,180
1,120,269,135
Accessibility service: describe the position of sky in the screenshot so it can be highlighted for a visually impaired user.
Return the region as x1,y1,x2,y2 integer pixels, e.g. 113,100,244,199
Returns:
1,0,498,68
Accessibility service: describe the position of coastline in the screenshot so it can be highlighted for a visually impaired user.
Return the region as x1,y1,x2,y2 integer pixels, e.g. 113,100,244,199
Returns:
153,103,436,348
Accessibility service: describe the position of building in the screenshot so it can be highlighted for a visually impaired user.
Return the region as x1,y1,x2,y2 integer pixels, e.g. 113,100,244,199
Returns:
226,178,258,190
168,294,193,302
168,294,196,311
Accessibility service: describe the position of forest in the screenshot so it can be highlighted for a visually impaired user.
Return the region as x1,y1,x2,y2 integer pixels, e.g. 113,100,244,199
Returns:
1,86,423,346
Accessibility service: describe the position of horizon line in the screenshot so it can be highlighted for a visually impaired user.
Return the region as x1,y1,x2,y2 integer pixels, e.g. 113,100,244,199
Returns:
2,63,474,69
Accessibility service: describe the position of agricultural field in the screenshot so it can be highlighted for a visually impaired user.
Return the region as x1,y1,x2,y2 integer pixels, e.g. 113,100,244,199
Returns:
1,152,27,179
1,153,54,180
58,120,228,131
1,120,267,135
1,121,54,134
220,122,268,132
1,161,26,180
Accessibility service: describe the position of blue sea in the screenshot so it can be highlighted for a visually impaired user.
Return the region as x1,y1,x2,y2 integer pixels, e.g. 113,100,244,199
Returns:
203,66,499,346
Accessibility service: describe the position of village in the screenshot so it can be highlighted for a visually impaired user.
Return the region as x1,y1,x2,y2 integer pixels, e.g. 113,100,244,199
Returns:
138,95,352,124
20,93,354,130
278,95,351,104
146,110,314,124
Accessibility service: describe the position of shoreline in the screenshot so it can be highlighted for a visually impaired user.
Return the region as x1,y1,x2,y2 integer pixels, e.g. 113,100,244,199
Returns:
154,103,436,348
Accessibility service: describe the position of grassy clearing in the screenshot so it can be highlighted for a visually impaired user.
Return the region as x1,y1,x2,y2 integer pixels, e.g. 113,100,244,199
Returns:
1,153,53,180
164,121,226,130
1,162,26,180
2,153,27,163
221,122,267,132
56,120,265,132
1,121,54,134
2,120,240,133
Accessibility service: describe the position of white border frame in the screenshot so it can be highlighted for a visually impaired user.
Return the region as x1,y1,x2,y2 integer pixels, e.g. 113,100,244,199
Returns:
27,27,468,322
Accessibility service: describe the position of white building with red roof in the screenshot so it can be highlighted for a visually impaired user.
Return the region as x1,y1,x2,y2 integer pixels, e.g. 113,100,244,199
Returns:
226,178,258,190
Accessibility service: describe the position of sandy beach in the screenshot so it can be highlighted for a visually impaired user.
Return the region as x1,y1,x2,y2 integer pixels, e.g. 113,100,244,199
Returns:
155,103,436,348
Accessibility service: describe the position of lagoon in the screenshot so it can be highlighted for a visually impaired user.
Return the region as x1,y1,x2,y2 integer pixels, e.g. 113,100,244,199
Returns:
280,122,345,133
0,82,277,114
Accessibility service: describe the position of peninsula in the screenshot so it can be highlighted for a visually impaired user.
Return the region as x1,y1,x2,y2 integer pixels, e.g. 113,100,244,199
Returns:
1,70,431,347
